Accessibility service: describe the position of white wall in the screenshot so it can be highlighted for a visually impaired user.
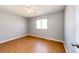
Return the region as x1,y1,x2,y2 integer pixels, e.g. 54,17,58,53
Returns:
76,6,79,52
0,11,28,42
64,6,76,53
28,11,64,42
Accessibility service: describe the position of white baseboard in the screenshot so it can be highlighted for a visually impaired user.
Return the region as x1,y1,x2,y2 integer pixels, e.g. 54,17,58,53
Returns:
0,34,27,43
63,43,68,53
0,34,67,53
28,34,64,43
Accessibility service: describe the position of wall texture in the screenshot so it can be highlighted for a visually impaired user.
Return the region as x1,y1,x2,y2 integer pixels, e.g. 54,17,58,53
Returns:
64,6,76,53
0,11,28,42
28,11,64,42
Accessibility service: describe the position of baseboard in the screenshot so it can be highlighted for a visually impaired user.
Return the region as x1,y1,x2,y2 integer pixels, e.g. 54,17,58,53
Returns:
0,34,63,43
63,43,68,53
0,34,67,52
0,34,27,43
27,34,64,43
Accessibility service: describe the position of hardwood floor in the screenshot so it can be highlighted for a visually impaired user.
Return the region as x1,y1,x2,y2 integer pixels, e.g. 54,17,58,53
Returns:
0,36,66,53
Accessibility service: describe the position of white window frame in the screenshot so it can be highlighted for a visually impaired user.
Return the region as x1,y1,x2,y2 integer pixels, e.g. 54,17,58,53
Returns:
36,19,47,29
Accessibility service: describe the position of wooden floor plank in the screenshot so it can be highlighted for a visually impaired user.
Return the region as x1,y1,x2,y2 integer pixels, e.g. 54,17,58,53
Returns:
0,36,66,53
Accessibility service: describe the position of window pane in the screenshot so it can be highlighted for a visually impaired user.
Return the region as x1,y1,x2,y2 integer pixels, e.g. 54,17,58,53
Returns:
36,20,41,29
42,19,47,29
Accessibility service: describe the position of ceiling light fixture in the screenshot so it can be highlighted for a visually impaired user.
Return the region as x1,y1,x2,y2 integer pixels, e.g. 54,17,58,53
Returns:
25,5,35,14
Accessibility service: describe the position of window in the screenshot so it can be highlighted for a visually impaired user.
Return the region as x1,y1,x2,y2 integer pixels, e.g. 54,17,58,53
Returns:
36,20,41,29
36,19,47,29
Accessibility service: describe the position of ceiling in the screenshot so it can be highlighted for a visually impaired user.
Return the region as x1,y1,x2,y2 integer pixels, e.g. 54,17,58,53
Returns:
0,5,64,18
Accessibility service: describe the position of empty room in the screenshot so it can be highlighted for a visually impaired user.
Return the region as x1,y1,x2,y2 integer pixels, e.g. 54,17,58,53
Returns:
0,5,78,53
